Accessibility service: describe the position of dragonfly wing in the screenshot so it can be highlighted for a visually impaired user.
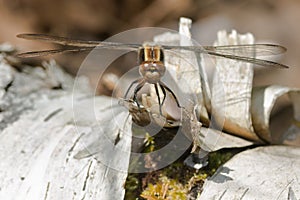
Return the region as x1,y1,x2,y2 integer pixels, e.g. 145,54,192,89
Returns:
17,33,140,49
205,50,289,68
163,44,286,57
17,33,288,68
16,48,94,58
16,45,140,58
204,44,287,57
17,33,101,47
165,43,288,68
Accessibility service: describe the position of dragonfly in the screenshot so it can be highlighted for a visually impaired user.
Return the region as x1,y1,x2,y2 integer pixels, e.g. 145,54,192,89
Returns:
16,33,289,115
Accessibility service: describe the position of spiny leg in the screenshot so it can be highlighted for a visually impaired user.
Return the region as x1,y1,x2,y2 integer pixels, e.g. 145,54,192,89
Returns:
154,83,162,115
133,79,145,108
159,84,167,107
124,78,142,99
159,81,181,108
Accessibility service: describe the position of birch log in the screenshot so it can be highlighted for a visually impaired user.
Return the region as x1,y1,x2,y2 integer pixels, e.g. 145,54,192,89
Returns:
198,146,300,200
0,54,131,200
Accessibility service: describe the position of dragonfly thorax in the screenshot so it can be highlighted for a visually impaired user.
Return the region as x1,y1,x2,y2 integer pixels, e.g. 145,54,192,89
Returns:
138,44,166,84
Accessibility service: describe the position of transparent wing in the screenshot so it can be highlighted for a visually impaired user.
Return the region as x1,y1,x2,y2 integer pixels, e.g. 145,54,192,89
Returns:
164,44,289,68
205,44,287,56
17,33,289,68
16,33,141,58
17,33,140,49
202,49,289,68
164,44,286,56
18,33,286,56
16,48,94,58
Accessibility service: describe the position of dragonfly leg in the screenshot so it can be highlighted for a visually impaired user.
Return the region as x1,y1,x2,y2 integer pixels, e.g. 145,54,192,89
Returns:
154,83,162,115
159,83,167,107
124,78,142,99
159,81,181,108
133,79,145,108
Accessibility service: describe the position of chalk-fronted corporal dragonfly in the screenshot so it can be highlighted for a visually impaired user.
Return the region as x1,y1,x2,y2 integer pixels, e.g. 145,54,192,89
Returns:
16,33,289,114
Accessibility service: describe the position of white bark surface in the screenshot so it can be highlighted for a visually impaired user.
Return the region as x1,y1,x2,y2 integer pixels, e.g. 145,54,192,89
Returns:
252,85,300,144
0,56,131,200
199,146,300,200
211,30,258,141
154,18,300,150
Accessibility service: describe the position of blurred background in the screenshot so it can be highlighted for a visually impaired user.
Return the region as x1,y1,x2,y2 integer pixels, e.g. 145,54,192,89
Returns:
0,0,299,91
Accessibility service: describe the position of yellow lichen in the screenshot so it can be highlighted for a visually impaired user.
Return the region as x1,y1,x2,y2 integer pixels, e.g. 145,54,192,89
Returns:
141,176,187,200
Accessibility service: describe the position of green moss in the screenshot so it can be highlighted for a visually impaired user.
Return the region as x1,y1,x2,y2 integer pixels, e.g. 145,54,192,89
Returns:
125,126,235,199
124,174,141,200
139,160,208,200
144,133,155,153
140,170,209,200
125,150,234,199
206,151,233,175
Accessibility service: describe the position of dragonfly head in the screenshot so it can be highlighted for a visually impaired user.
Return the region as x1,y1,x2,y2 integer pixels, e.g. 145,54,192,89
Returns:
138,43,164,63
138,44,165,84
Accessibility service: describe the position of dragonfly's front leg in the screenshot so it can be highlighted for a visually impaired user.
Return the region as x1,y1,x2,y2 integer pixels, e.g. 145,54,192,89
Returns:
159,83,167,107
124,78,143,99
154,83,163,115
159,81,181,109
132,79,146,109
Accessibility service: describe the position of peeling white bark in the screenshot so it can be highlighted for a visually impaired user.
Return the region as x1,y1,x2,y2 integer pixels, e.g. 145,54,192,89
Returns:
198,146,300,200
0,55,131,200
